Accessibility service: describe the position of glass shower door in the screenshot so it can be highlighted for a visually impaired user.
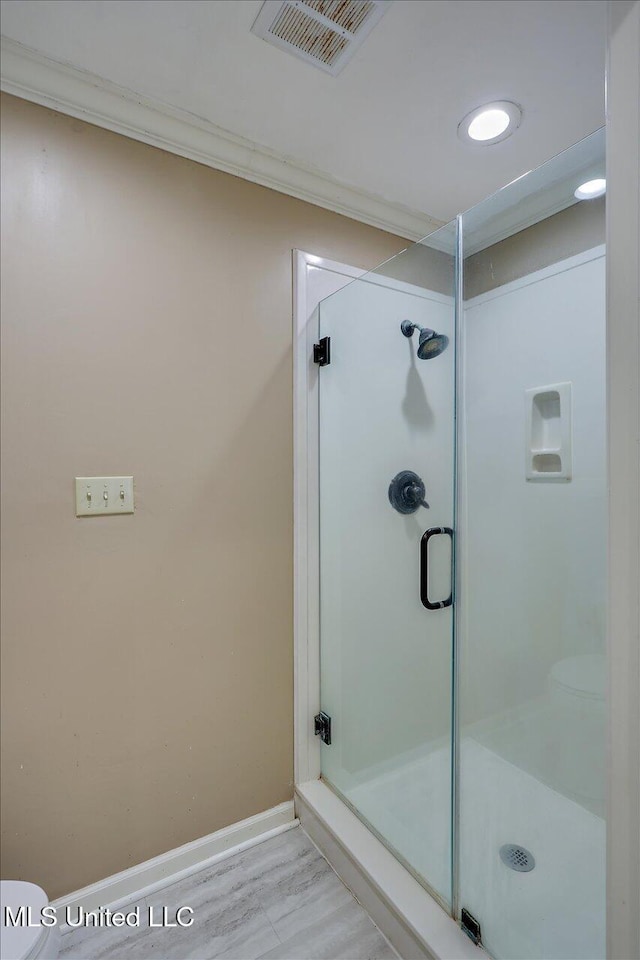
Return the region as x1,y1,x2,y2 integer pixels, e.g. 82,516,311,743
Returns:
316,227,457,905
314,131,607,959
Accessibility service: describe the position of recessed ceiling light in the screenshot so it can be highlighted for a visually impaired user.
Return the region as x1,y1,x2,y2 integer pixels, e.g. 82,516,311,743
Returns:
574,178,606,200
469,109,510,141
458,101,522,145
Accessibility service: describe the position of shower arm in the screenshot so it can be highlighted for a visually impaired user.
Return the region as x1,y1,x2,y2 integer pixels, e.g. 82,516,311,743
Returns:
401,320,435,340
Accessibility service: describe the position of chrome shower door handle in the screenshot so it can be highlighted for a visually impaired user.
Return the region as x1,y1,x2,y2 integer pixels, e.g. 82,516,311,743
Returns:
420,526,454,610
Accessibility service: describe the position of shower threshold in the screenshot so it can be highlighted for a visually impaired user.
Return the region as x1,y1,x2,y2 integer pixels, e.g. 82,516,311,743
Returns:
295,780,484,960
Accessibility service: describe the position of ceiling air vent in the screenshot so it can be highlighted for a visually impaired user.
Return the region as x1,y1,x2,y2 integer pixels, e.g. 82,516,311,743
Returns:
251,1,391,76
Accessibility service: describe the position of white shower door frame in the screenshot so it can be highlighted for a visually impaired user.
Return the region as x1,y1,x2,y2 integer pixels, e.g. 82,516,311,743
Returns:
292,249,481,960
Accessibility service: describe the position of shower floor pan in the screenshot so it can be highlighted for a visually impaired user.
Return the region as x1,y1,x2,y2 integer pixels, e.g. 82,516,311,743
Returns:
346,738,605,960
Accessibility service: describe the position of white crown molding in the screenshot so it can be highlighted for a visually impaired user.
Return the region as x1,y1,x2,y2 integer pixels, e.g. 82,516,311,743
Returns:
0,36,440,241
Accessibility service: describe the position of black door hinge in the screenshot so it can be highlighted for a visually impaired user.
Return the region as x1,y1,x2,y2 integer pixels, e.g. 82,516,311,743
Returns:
461,908,482,946
313,337,331,366
314,711,332,745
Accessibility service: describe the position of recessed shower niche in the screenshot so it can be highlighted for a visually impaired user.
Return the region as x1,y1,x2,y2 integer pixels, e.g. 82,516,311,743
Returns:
525,381,572,480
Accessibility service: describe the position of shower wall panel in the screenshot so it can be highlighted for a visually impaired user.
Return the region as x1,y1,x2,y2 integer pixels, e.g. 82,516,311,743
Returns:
460,248,606,738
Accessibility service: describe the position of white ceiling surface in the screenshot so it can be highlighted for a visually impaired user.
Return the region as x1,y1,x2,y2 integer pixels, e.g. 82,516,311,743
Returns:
0,0,606,224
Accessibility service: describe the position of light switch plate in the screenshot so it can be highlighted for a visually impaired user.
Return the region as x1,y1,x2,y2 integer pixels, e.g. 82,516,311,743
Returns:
75,477,134,516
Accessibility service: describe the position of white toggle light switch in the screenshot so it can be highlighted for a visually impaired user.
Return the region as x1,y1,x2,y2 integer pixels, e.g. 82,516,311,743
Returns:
75,477,134,516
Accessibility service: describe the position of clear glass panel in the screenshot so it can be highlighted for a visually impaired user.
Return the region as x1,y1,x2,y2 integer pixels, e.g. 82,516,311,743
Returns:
315,128,606,956
317,223,457,905
457,129,606,959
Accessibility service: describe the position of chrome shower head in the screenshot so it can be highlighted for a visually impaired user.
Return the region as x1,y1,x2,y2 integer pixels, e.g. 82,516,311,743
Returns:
417,327,449,359
401,320,449,359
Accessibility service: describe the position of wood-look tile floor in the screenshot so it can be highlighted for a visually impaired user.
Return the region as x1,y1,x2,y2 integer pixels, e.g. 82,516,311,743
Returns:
59,826,398,960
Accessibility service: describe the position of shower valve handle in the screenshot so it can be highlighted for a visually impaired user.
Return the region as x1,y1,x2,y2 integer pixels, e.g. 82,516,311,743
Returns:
388,471,429,514
406,483,427,506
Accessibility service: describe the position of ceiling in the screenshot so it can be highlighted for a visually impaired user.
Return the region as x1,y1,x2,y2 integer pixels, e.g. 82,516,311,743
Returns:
0,0,606,227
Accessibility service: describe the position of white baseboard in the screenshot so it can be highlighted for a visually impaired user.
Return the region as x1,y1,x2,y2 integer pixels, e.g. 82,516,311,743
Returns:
295,781,484,960
53,801,296,924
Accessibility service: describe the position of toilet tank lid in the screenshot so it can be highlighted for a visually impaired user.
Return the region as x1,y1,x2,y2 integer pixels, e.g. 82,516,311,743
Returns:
550,653,606,700
0,881,49,960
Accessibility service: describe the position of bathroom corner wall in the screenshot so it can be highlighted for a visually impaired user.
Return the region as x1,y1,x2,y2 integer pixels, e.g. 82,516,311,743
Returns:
0,92,407,899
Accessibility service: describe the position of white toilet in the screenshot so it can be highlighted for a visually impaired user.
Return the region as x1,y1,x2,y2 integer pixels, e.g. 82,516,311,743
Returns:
548,653,606,805
0,881,60,960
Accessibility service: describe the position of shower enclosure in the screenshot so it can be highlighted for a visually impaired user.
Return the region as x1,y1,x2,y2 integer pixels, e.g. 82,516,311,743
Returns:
303,129,606,960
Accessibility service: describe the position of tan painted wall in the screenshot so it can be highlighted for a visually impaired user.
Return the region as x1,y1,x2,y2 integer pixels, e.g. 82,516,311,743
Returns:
0,93,406,899
465,196,605,298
